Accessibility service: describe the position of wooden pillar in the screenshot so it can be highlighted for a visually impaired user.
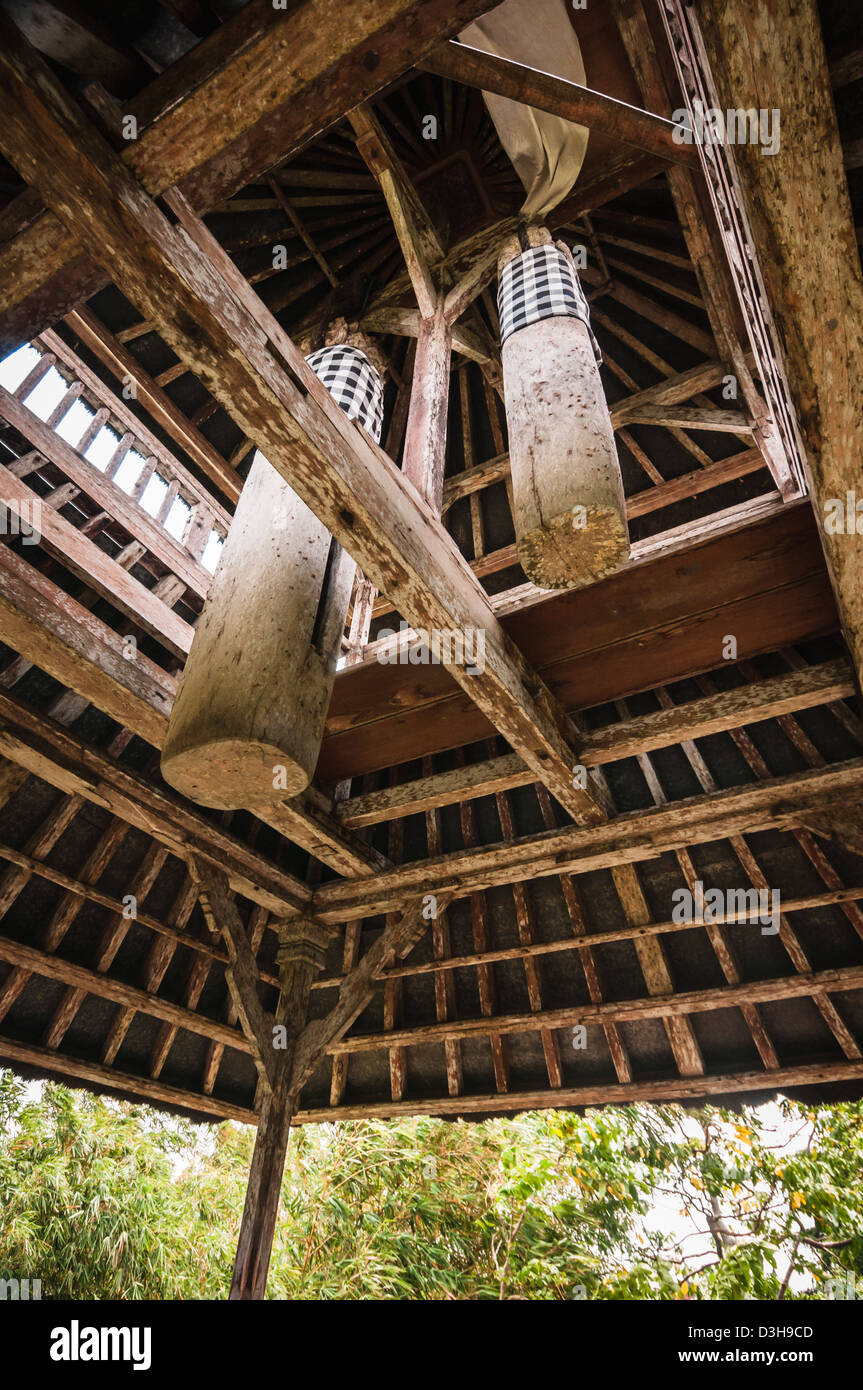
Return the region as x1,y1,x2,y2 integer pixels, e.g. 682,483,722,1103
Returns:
401,297,452,513
680,0,863,692
498,227,629,590
230,917,330,1301
161,331,384,809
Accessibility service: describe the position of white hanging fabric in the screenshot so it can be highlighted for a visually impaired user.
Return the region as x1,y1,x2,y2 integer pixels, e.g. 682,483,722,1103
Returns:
460,0,589,219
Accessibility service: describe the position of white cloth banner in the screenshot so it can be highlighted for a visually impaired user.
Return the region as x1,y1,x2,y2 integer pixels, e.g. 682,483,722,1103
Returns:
460,0,589,220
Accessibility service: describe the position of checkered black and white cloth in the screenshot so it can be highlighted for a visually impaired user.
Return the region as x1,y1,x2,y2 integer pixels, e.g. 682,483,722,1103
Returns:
305,344,384,443
498,244,600,361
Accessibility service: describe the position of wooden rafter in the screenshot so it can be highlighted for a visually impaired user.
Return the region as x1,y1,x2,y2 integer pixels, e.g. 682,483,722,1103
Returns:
336,660,855,826
419,39,699,168
0,0,505,351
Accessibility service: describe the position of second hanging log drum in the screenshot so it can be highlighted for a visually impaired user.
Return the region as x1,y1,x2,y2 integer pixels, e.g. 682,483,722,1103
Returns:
160,342,384,810
498,229,630,591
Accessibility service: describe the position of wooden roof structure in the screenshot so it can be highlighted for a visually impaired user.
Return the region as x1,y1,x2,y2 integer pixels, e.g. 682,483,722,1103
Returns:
0,0,861,1296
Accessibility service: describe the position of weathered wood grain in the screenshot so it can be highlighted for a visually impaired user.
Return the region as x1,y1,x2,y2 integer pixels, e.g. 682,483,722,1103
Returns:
314,757,863,922
692,0,863,690
0,27,605,826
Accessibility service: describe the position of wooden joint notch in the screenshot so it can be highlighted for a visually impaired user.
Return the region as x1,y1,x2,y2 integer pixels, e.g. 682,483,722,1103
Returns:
353,129,389,178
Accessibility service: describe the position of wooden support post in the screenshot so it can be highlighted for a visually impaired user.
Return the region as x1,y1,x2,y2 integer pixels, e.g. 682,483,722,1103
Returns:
345,571,377,665
230,915,330,1301
402,298,452,513
349,101,453,514
681,0,863,691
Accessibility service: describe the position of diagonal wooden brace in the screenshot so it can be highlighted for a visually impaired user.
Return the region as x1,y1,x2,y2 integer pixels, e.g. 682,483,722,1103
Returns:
189,854,280,1094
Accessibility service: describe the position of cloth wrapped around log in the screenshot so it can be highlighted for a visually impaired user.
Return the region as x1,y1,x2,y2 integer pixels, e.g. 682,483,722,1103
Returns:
160,345,384,809
462,0,630,591
497,231,629,591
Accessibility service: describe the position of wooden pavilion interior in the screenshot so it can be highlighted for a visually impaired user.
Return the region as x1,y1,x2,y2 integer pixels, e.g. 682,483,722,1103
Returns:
0,0,861,1297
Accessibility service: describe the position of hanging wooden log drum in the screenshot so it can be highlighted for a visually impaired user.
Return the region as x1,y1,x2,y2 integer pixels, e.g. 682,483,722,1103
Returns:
161,343,384,810
498,228,630,591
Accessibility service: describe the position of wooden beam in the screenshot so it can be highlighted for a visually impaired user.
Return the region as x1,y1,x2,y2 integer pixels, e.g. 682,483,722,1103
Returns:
442,450,508,512
3,0,148,88
324,962,863,1057
419,39,699,167
0,927,253,1057
0,381,213,598
0,683,310,916
0,461,193,660
313,757,863,922
0,838,267,977
347,105,454,509
613,404,753,434
625,449,764,519
62,309,241,506
0,542,179,748
349,103,441,317
441,443,763,517
609,358,727,416
0,1032,255,1123
610,0,801,497
313,885,863,986
583,263,715,357
323,501,836,781
337,659,855,826
297,1058,863,1122
401,299,452,511
342,751,531,828
0,0,503,351
361,305,494,367
687,0,863,694
0,26,605,827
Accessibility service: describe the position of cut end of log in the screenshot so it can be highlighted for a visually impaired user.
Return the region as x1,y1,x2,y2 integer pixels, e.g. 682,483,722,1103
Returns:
160,739,311,810
516,503,630,590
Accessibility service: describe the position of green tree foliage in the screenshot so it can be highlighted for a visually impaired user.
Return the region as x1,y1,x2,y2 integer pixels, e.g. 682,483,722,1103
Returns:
1,1069,861,1300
